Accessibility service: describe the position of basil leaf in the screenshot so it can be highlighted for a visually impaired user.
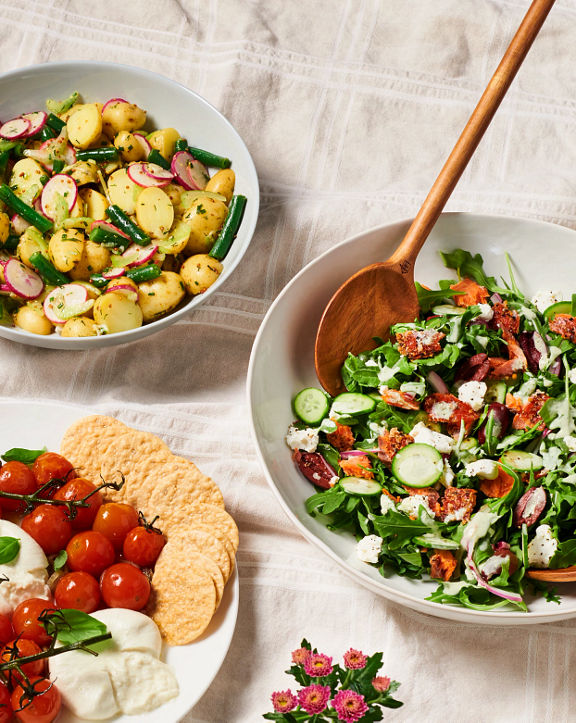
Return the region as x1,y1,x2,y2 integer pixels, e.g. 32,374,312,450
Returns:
2,446,46,464
0,537,20,564
53,550,67,571
43,609,108,645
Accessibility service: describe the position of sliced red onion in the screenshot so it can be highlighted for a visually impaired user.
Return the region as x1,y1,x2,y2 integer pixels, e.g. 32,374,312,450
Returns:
490,293,503,304
467,549,524,603
102,267,126,280
427,371,449,394
549,358,562,376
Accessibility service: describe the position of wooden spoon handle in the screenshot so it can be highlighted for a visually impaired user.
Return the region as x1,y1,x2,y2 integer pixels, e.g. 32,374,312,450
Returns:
389,0,556,268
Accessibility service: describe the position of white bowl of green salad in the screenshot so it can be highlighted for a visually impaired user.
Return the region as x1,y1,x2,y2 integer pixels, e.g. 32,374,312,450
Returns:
248,212,576,624
0,62,259,349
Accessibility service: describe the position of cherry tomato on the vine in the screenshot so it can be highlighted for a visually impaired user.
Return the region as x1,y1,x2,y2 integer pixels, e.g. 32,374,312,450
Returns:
11,676,61,723
0,462,36,512
0,613,14,645
21,505,73,555
66,531,115,577
122,526,165,567
0,682,12,723
12,598,56,648
0,639,45,684
32,452,76,488
54,572,100,614
92,503,139,551
53,477,103,530
100,562,151,610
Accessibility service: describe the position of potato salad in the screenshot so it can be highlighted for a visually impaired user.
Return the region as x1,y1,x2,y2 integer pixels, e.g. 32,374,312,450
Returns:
0,92,247,337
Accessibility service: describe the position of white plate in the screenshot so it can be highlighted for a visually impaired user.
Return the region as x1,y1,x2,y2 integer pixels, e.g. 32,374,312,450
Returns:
248,212,576,625
0,400,238,721
0,61,259,349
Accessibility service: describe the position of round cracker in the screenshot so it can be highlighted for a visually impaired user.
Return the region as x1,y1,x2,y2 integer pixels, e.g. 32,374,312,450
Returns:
60,415,128,483
170,524,232,582
150,548,217,645
163,531,225,603
162,503,239,553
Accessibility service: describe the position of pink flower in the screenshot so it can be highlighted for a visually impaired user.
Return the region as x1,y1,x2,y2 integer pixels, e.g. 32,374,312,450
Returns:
298,684,331,714
343,648,367,669
291,647,311,665
271,689,297,713
372,675,391,692
332,689,369,722
304,652,333,677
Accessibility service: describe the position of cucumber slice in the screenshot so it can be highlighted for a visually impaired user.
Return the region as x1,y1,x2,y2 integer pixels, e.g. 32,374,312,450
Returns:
293,387,330,426
485,380,507,404
543,301,571,320
431,304,466,316
500,449,544,472
340,477,381,496
331,392,376,417
391,443,443,488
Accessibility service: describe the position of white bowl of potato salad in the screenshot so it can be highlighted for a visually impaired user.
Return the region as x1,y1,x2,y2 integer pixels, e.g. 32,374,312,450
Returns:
0,62,259,349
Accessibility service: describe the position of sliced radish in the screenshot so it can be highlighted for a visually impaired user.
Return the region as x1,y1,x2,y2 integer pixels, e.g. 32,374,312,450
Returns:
133,132,151,156
11,214,30,235
41,175,78,220
43,284,89,324
24,135,69,172
102,267,126,279
121,243,158,268
143,163,174,182
21,111,47,136
105,283,138,303
3,259,44,300
170,151,209,191
127,163,171,188
90,220,131,239
0,284,11,295
65,144,77,166
0,117,31,140
102,98,129,114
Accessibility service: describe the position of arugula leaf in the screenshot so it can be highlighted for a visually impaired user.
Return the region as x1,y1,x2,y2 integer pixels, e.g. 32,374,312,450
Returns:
2,446,46,464
42,609,108,645
0,537,20,564
440,249,495,289
415,282,463,313
372,510,430,545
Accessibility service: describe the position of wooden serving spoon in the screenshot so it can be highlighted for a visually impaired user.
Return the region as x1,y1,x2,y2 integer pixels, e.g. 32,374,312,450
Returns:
527,567,576,583
315,0,556,397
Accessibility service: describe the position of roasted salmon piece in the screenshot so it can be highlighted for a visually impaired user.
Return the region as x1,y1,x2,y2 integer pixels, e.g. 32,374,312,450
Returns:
429,550,458,581
378,428,414,464
549,313,576,343
449,278,489,307
340,455,374,480
396,328,445,360
380,387,420,410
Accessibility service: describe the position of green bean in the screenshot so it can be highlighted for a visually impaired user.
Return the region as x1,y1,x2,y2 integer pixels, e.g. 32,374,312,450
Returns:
52,160,65,175
46,114,66,132
2,235,19,253
126,264,161,283
38,125,56,142
29,252,68,286
147,149,170,170
188,146,231,169
0,185,52,233
174,139,188,152
89,225,131,252
209,195,247,260
88,274,109,289
76,147,118,163
105,205,149,246
0,151,10,181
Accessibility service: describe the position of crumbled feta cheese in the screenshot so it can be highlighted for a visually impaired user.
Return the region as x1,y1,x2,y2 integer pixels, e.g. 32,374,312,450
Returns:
430,401,457,421
440,459,454,487
364,359,379,367
479,554,504,579
398,494,434,518
527,524,558,568
285,425,319,453
464,459,499,480
565,436,576,452
531,290,563,314
457,381,487,411
356,535,383,564
380,493,396,515
475,304,494,322
444,507,467,524
569,369,576,385
409,422,455,455
329,475,339,487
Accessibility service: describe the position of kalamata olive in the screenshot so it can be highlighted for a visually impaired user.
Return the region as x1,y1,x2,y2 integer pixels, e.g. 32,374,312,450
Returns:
513,486,547,528
477,402,510,444
292,450,335,489
455,353,490,382
518,332,545,374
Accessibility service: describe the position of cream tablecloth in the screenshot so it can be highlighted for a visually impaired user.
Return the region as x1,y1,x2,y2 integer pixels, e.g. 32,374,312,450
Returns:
1,1,576,721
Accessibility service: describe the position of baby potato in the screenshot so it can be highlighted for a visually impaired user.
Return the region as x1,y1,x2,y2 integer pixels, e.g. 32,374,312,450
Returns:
61,317,100,337
102,101,146,139
147,128,180,161
17,227,48,269
163,183,183,208
93,291,143,333
114,131,145,162
59,104,84,123
79,188,109,220
10,159,47,201
14,302,53,336
182,197,228,255
70,196,85,219
68,160,99,186
135,187,174,238
69,239,110,281
48,228,85,273
160,220,191,255
105,277,138,299
67,104,103,149
0,212,9,244
108,168,142,215
180,254,223,295
137,271,185,322
205,169,235,203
